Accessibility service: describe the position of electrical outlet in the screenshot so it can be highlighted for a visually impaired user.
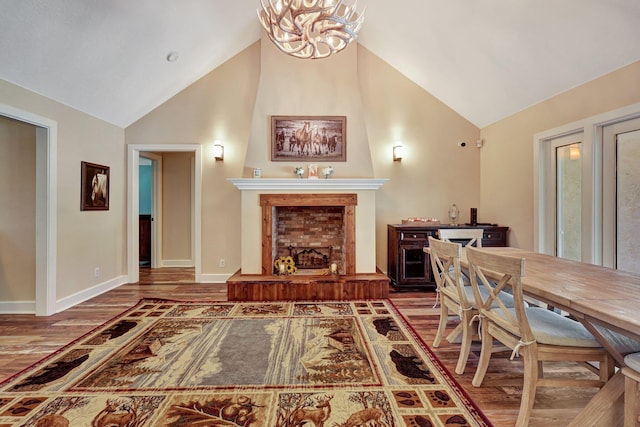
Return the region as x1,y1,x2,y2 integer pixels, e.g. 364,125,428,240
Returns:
94,267,100,278
219,259,225,268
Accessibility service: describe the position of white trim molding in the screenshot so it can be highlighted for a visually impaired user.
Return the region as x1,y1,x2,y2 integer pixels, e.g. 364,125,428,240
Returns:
228,178,388,191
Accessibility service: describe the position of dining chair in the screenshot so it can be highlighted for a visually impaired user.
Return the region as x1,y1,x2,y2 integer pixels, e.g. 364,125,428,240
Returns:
429,237,478,375
623,352,640,427
438,228,484,247
465,247,615,427
428,237,516,375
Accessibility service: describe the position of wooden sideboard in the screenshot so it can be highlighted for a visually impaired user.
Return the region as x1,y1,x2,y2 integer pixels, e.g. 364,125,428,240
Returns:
387,224,508,291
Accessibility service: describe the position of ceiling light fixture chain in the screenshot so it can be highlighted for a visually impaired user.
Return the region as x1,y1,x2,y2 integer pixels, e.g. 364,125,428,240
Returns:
258,0,365,60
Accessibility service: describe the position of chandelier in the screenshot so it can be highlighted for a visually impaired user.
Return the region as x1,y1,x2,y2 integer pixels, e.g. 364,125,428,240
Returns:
257,0,365,60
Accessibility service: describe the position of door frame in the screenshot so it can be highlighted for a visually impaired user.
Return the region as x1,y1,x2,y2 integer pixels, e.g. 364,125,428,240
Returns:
0,103,57,315
127,144,202,283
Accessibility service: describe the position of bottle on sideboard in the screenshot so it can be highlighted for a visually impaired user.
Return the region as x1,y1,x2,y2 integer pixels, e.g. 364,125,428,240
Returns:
470,207,478,226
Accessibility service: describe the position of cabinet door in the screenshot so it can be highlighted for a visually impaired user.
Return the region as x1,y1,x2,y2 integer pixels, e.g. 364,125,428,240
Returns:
400,245,430,284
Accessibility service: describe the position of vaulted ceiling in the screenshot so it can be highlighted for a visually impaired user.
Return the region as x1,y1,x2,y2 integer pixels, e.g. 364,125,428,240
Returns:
1,0,639,128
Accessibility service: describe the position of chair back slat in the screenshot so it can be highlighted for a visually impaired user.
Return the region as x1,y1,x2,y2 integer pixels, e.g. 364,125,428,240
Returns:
466,247,533,342
428,237,473,309
438,228,484,247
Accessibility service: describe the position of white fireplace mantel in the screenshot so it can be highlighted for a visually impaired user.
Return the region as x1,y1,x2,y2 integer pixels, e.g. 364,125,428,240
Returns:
230,178,386,275
228,178,388,191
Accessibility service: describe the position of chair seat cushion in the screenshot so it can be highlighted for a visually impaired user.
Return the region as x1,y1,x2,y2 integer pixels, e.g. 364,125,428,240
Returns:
625,352,640,372
489,307,601,348
462,285,517,308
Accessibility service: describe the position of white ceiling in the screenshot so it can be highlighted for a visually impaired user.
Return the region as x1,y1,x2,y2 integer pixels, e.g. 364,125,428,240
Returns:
1,0,639,128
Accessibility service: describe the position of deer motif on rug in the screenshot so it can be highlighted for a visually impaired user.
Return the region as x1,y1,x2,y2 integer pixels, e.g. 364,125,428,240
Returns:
290,395,333,427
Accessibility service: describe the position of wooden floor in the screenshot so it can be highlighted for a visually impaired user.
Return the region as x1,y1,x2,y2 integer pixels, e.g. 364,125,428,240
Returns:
0,267,602,426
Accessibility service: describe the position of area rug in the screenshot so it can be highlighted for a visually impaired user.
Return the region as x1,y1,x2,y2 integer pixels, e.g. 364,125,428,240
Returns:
0,299,492,426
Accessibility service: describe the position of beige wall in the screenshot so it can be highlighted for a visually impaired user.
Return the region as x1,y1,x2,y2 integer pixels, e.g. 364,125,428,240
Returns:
245,38,374,178
126,42,261,277
127,39,482,275
0,116,36,301
357,46,481,269
0,78,125,305
480,61,640,250
3,36,638,309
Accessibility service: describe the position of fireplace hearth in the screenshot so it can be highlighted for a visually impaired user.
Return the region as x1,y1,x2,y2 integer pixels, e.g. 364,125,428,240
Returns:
226,178,389,301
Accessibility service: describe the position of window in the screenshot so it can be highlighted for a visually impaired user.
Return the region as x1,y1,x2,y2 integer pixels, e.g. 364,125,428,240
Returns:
534,102,640,267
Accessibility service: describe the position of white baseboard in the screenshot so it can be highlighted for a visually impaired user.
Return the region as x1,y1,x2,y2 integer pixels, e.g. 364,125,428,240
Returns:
54,275,129,313
0,300,36,314
0,273,227,315
199,273,231,283
160,259,194,268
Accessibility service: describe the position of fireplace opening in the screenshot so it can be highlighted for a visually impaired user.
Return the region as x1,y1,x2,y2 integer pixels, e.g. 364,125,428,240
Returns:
260,193,357,276
274,206,344,274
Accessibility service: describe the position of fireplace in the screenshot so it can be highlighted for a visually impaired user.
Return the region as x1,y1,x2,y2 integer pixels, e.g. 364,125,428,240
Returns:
227,178,389,301
260,193,356,275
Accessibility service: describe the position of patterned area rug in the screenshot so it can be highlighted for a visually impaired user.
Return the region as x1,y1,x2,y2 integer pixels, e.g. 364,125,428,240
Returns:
0,299,491,426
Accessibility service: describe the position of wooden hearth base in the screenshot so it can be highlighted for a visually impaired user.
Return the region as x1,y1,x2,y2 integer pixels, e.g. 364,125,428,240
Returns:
226,270,390,301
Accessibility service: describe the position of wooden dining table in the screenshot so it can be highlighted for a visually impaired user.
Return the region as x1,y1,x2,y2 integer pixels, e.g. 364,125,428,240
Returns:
441,246,640,426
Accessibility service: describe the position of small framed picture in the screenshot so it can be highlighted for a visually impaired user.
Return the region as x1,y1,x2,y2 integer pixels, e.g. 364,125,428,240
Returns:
81,161,110,211
271,115,346,162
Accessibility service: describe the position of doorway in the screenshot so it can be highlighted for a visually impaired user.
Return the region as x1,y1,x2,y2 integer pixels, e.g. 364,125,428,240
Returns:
138,153,163,269
127,144,202,284
0,104,57,315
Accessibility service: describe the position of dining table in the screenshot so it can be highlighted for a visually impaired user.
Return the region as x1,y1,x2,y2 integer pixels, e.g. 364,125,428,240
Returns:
438,246,640,426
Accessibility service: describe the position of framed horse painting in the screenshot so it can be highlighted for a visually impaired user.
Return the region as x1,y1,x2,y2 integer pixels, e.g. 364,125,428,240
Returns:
271,115,346,161
81,161,110,211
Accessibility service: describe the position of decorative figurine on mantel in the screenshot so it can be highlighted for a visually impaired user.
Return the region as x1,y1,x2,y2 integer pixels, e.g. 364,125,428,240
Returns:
294,166,305,178
322,165,334,179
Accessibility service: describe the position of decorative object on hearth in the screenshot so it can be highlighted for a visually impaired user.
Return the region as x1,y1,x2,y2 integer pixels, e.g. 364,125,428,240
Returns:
257,0,365,60
0,299,491,426
294,166,305,178
274,255,297,275
271,115,346,161
322,165,334,178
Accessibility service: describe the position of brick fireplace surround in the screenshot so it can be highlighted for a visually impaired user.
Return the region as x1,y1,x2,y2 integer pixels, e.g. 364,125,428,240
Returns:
226,178,389,301
261,193,356,275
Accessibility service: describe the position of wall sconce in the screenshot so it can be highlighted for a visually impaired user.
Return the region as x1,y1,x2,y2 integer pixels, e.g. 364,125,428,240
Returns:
213,141,224,161
393,143,405,161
